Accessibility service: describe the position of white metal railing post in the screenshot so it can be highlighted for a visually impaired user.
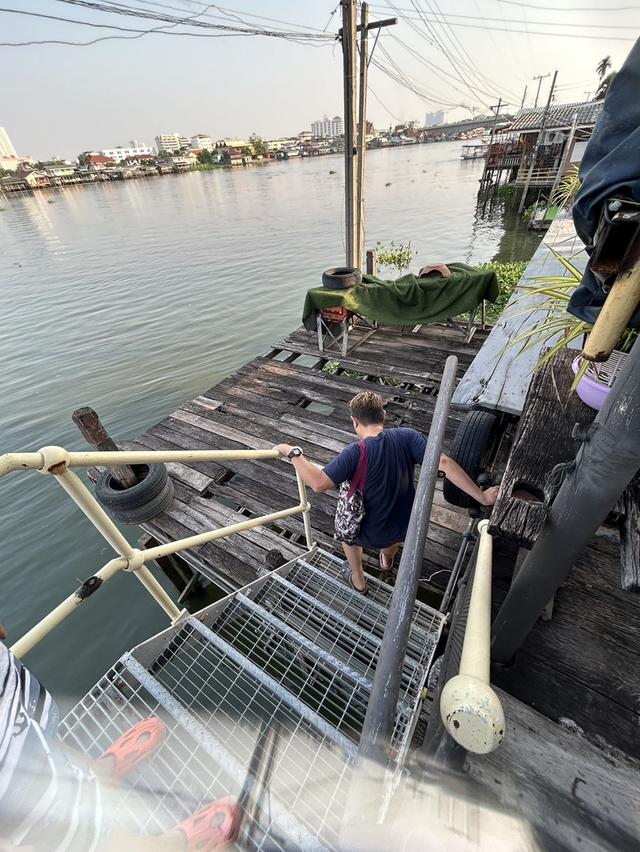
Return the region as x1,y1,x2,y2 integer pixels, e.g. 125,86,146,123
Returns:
52,466,182,621
294,469,315,551
10,557,127,658
439,520,505,754
2,444,316,656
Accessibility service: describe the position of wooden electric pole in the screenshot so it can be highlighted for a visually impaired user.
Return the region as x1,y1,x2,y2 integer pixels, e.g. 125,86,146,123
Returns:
520,84,527,110
341,0,358,268
533,72,550,109
518,70,558,214
340,6,396,269
355,2,369,271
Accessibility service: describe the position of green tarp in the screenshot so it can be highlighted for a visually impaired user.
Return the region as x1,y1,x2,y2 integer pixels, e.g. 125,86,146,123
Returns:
303,263,499,327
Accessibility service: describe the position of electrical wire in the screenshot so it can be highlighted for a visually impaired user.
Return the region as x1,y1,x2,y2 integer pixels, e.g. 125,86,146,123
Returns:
372,5,638,30
51,0,334,41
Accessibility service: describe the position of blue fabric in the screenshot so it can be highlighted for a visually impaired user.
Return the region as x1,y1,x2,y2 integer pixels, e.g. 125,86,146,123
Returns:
323,428,427,549
569,38,640,326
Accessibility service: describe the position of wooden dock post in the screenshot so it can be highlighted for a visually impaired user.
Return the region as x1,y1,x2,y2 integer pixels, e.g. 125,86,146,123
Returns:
72,406,138,488
365,248,377,276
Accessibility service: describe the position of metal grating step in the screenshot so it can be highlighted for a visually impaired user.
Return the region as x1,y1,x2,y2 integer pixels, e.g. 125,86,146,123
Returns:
205,599,375,746
305,548,443,639
252,574,421,710
60,632,353,850
286,558,442,668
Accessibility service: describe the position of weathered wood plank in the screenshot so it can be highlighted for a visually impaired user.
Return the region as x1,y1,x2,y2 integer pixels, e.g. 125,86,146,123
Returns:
620,473,640,592
452,215,589,415
489,349,595,548
465,689,640,852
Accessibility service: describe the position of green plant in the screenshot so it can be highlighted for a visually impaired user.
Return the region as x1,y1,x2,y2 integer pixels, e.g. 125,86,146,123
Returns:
477,260,527,323
505,248,638,388
551,163,581,209
522,203,537,225
375,240,415,273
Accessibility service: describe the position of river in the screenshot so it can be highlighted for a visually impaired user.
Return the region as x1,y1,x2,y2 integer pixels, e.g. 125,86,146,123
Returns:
0,141,541,704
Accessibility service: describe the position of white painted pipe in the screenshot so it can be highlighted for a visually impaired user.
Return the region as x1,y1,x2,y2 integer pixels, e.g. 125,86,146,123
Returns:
439,520,505,754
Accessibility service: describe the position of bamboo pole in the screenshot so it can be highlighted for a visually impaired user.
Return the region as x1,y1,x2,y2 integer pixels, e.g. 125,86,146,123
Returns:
581,256,640,361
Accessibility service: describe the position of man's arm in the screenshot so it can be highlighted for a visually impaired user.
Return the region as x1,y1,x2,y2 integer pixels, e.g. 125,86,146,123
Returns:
273,444,335,493
439,453,499,507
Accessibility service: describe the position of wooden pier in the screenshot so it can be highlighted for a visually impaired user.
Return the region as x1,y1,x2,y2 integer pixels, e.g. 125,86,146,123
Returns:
126,322,489,595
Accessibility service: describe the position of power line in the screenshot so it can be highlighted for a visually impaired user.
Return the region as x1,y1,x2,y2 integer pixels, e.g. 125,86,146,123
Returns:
374,1,639,12
51,0,333,41
376,10,636,40
371,5,638,29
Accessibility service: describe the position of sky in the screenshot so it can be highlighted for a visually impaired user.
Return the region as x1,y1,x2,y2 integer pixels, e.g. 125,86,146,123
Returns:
1,0,638,160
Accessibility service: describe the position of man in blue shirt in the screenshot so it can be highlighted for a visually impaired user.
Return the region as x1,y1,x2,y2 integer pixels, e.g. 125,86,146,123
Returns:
274,391,498,595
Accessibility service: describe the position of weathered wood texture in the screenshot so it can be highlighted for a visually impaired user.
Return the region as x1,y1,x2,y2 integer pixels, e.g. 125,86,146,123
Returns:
489,349,595,547
72,406,138,488
492,535,640,761
466,688,640,852
122,323,488,593
452,215,589,415
620,473,640,591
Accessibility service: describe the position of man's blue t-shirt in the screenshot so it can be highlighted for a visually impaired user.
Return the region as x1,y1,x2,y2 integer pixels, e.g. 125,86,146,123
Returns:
323,427,427,549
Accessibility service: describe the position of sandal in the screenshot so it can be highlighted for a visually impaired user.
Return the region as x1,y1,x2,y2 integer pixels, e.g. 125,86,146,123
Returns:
98,717,167,782
378,552,396,574
176,798,240,850
341,560,369,596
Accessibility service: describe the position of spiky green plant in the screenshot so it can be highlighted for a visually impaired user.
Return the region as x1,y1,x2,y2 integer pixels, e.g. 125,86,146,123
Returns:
551,163,581,209
505,248,638,390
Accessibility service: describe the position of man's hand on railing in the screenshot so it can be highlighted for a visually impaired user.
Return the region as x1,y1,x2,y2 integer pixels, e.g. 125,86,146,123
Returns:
480,486,499,507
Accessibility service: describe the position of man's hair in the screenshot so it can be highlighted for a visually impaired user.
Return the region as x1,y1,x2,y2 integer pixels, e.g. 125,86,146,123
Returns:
349,391,385,425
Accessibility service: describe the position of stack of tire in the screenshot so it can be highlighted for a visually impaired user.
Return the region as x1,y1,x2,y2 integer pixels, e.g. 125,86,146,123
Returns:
95,464,174,525
322,267,362,289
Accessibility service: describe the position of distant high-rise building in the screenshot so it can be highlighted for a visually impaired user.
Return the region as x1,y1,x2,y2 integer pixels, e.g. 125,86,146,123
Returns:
424,110,445,127
155,133,189,153
311,115,344,139
190,134,214,151
101,143,155,162
0,127,18,159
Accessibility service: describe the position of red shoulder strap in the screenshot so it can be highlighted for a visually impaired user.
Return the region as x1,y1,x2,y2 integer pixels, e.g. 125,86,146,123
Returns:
347,440,368,498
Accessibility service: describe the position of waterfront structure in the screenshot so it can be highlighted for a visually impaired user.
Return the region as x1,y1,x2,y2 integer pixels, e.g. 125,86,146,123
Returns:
311,115,343,139
101,142,155,162
425,110,445,127
483,99,603,190
190,134,213,151
0,126,17,158
155,133,190,153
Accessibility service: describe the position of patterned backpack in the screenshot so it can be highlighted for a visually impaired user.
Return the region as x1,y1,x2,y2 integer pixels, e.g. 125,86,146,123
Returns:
334,440,368,544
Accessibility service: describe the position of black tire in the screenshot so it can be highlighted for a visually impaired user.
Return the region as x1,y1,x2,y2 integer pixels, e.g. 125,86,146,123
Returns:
443,410,498,508
95,464,174,524
322,267,362,290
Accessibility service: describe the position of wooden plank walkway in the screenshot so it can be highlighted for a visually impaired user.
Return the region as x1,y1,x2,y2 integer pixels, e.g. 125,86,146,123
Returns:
128,322,490,593
452,214,588,416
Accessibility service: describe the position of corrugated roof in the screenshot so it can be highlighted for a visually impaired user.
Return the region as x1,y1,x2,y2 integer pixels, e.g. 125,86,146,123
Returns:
508,100,603,133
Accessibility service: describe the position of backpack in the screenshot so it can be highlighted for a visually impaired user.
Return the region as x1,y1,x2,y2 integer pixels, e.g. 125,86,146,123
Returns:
334,440,368,544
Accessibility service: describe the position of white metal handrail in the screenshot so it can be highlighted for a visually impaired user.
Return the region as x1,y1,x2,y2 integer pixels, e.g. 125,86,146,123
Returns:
0,446,314,658
439,520,505,754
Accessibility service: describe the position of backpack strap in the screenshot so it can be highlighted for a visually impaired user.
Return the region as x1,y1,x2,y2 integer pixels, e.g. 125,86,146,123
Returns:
347,440,368,499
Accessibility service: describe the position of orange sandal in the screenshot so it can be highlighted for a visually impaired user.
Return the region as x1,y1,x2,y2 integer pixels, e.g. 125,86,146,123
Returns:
98,717,167,782
176,798,240,850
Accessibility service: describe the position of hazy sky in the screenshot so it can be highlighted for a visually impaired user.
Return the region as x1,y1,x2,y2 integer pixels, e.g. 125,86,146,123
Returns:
2,1,638,159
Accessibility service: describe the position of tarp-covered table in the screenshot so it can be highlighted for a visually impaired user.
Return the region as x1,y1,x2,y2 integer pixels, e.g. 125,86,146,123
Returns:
303,263,499,354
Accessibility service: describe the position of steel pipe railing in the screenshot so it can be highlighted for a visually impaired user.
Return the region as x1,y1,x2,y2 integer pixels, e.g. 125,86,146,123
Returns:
358,354,459,763
439,520,505,754
2,446,314,658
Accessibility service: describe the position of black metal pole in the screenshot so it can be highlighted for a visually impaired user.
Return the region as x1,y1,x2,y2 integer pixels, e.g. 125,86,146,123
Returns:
359,355,459,761
492,336,640,663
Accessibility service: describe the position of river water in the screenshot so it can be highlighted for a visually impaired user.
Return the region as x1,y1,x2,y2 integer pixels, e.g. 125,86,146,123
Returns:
0,142,540,703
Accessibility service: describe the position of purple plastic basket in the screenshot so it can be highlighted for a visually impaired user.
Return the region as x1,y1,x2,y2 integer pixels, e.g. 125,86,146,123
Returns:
572,357,610,411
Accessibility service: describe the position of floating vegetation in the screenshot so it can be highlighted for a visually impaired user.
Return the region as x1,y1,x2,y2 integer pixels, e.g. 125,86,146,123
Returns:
385,182,392,187
329,170,336,174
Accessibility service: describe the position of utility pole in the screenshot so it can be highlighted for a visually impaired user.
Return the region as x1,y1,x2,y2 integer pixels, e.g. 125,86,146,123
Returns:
518,70,558,214
339,6,396,269
532,72,550,109
479,98,505,190
520,84,527,110
341,0,357,268
356,2,369,271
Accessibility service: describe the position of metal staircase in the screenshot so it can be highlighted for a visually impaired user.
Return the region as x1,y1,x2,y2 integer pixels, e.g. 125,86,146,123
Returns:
59,547,445,850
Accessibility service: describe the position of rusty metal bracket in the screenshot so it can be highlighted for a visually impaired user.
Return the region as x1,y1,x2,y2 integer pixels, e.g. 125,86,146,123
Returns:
591,199,640,275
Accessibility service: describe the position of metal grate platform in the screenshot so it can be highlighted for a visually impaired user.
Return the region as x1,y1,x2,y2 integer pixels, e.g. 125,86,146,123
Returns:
59,547,445,849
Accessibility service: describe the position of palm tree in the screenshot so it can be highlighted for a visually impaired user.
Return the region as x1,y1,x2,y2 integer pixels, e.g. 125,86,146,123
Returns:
596,56,612,80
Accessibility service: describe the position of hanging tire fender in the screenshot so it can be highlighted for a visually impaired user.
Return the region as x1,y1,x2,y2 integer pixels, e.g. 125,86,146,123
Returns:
443,410,499,508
